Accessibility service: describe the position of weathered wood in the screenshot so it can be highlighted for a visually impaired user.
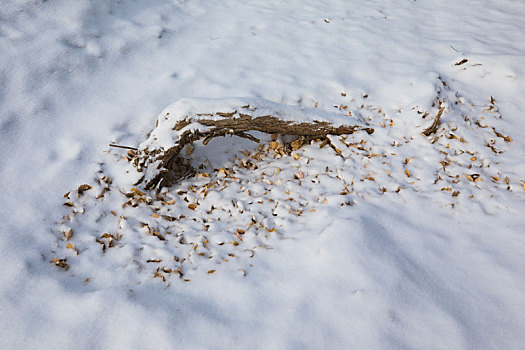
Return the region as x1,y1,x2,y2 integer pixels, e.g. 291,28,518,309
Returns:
136,112,373,190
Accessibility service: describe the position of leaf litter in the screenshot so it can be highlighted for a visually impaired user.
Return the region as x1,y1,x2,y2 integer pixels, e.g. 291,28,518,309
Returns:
49,81,523,286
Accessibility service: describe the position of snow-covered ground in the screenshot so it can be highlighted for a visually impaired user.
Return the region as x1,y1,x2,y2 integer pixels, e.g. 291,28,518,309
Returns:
1,0,525,348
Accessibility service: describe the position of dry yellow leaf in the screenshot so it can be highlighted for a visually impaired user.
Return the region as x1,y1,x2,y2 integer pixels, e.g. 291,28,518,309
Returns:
294,171,304,179
292,152,300,160
405,169,410,177
291,139,303,150
188,203,198,210
151,213,160,218
208,270,216,274
470,156,477,161
218,168,230,176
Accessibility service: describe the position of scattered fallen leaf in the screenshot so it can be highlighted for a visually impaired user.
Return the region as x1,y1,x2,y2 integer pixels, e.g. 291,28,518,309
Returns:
126,187,146,197
188,203,198,210
207,270,216,274
152,231,165,241
63,228,73,241
294,171,304,179
66,243,78,255
405,169,411,177
291,139,303,151
77,184,92,196
51,256,69,270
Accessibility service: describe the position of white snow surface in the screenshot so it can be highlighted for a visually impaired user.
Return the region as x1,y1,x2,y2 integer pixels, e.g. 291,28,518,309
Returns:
1,0,525,349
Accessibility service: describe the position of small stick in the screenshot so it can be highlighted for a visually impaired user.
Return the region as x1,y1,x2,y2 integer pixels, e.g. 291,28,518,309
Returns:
450,45,460,53
109,144,138,151
422,106,445,136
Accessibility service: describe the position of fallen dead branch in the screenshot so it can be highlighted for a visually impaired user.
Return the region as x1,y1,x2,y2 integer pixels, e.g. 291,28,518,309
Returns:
129,101,373,190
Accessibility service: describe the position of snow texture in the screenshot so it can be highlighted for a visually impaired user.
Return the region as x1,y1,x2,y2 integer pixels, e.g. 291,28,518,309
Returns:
1,0,525,349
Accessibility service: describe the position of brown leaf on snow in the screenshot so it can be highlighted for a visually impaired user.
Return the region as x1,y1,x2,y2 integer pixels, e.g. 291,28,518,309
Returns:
188,203,198,210
66,243,78,255
465,174,482,182
51,256,69,270
152,231,166,241
125,187,146,197
234,230,244,241
62,228,73,241
77,184,92,196
291,139,304,151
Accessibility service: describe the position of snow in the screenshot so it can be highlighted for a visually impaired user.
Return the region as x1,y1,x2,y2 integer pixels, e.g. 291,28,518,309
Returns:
1,0,525,349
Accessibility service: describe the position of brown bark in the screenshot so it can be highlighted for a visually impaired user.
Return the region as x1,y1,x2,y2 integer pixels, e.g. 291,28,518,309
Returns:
137,113,373,190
